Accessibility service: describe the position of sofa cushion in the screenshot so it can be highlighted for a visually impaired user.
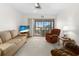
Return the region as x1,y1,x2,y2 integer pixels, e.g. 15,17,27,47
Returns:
15,35,27,40
7,38,22,45
7,38,24,49
0,38,2,44
0,31,12,43
10,30,19,38
0,43,17,56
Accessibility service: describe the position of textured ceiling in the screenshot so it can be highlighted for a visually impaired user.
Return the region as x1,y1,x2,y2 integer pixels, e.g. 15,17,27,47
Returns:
9,3,79,18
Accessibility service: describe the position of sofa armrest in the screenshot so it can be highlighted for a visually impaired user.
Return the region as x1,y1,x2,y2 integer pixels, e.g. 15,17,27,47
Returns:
0,49,1,56
0,43,17,56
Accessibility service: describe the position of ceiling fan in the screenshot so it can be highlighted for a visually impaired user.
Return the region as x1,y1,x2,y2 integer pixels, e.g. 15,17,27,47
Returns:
35,3,41,9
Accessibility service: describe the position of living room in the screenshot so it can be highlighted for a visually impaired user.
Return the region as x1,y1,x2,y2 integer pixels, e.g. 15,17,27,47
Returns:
0,0,79,57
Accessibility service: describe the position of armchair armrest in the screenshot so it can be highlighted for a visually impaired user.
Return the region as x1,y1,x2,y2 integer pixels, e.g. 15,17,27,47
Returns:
52,34,58,36
48,34,58,37
46,32,52,35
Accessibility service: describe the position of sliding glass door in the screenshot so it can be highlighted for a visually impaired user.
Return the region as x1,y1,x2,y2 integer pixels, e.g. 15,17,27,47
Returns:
34,19,54,36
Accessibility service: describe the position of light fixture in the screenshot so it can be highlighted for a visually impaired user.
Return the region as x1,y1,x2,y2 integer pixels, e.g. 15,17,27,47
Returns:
35,3,41,9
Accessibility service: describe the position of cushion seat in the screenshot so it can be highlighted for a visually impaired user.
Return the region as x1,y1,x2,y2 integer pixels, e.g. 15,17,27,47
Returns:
0,31,12,43
7,38,22,45
0,30,28,56
0,43,17,56
46,29,60,43
16,35,27,40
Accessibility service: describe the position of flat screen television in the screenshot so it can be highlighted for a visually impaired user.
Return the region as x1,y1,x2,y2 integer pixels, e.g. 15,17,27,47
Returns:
19,26,29,32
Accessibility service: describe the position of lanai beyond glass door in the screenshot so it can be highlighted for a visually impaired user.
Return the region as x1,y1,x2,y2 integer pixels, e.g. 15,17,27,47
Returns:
34,19,54,36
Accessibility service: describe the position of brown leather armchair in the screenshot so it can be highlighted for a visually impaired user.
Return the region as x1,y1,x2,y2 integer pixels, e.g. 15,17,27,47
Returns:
45,29,61,43
51,43,79,56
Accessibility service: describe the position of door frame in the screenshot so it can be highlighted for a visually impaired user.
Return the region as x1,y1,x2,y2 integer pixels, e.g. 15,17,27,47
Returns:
31,19,55,36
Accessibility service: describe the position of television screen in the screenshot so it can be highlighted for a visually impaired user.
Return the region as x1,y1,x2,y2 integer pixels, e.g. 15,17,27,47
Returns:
19,26,29,32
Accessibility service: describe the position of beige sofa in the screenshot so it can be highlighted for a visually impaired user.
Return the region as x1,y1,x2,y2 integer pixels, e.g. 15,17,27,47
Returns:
0,30,28,56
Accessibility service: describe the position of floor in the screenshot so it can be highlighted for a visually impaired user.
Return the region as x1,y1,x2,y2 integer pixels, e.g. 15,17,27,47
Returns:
15,37,62,56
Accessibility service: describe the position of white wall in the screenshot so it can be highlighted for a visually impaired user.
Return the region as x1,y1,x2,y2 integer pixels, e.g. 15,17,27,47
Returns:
0,4,21,31
19,17,29,26
56,7,79,44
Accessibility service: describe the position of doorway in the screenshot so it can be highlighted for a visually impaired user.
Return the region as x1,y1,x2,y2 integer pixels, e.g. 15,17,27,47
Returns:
33,19,54,36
